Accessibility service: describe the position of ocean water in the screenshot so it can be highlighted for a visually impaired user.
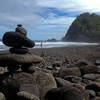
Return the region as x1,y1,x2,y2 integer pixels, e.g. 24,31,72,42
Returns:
0,41,98,50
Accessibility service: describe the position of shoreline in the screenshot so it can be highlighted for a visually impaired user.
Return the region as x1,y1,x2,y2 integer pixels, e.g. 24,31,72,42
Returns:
0,45,100,63
31,45,100,60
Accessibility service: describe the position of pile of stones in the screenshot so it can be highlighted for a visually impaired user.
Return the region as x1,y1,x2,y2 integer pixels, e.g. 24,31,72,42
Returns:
0,24,43,72
0,25,86,100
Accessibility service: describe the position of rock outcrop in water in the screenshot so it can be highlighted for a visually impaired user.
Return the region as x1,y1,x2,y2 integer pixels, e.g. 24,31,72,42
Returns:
63,12,100,42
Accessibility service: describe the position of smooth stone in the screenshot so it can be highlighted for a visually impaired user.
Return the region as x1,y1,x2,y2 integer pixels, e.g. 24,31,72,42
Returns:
2,32,35,48
0,52,43,66
15,26,27,37
17,91,40,100
80,65,98,75
21,64,35,73
9,48,29,54
0,68,57,100
64,76,82,83
75,59,89,66
83,74,100,81
0,92,6,100
45,86,83,100
55,77,73,87
86,90,96,99
58,67,81,78
10,68,56,100
32,68,57,100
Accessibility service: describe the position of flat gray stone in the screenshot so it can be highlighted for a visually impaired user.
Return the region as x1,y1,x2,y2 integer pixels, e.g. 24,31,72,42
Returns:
0,52,43,66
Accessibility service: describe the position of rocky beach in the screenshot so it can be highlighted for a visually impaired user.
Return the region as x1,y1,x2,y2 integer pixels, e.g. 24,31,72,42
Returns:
0,44,100,100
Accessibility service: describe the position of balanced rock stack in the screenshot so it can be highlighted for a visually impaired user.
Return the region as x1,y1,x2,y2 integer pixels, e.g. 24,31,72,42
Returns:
0,24,43,72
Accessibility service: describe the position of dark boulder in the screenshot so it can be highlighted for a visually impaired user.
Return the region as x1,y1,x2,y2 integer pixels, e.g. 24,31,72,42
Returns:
2,32,35,48
0,68,57,100
0,76,20,99
86,82,100,92
80,65,98,75
45,86,83,100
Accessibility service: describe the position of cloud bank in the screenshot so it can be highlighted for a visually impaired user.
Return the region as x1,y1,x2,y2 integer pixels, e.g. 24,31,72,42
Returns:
0,0,100,40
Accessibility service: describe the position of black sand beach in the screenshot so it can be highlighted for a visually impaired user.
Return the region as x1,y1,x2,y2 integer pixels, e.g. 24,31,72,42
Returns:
31,45,100,62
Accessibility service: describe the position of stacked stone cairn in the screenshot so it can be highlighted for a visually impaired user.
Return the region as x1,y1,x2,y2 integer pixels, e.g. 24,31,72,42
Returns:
0,24,43,72
0,25,84,100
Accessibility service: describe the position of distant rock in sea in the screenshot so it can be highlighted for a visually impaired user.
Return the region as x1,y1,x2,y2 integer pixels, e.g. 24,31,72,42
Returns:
62,12,100,42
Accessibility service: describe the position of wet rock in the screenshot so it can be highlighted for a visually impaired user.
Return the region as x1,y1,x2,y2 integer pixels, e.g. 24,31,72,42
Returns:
55,77,73,87
45,86,83,100
17,91,40,100
2,32,35,48
58,67,81,78
64,76,82,83
0,92,6,100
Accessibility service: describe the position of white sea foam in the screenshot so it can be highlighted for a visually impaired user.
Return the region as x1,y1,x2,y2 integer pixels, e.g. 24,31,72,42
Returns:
35,42,98,48
0,41,99,50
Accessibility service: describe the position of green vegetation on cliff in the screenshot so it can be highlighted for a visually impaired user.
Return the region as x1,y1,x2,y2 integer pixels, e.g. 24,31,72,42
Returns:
63,12,100,42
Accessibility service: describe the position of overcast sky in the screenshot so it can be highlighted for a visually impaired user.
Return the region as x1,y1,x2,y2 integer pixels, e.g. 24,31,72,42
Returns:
0,0,100,40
